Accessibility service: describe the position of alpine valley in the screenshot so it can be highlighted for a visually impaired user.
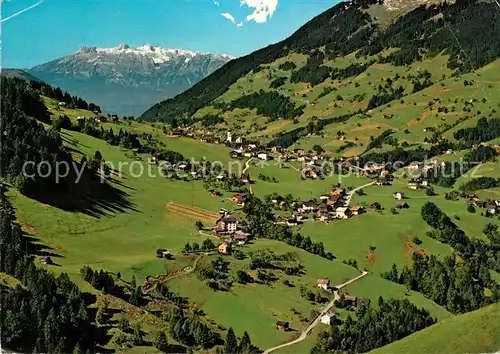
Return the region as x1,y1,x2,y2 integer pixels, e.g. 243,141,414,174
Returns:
2,0,500,353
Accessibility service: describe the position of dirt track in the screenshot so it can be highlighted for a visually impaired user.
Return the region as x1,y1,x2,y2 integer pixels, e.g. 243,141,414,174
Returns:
166,202,219,220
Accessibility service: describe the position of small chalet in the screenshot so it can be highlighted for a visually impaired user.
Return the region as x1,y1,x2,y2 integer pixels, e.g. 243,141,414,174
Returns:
320,312,337,325
40,256,52,265
218,240,232,255
257,152,269,161
408,178,428,190
344,295,371,306
231,193,248,206
156,249,173,259
392,192,404,200
240,173,250,184
331,187,345,197
275,321,289,331
301,200,316,213
287,218,299,226
232,231,250,245
317,278,330,290
395,200,409,209
293,148,305,156
370,202,382,211
292,211,304,221
110,114,119,122
486,201,497,215
319,212,331,222
212,225,226,236
335,207,350,219
350,206,364,216
318,203,332,214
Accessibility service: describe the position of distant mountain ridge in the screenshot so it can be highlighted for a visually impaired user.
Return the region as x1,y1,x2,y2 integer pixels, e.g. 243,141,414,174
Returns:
29,44,233,116
1,69,43,83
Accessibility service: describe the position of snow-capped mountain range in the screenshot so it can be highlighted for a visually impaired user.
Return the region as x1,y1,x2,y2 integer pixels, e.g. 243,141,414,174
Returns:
29,44,233,115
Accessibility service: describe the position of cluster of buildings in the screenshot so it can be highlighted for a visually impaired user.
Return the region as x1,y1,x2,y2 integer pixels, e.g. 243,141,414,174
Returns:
210,212,251,255
274,187,366,224
466,196,500,215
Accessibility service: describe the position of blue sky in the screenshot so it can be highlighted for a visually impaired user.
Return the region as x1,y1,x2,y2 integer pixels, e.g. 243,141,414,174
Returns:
2,0,340,69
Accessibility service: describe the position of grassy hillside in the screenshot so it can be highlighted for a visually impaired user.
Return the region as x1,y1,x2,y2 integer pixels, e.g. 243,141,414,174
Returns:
373,303,500,353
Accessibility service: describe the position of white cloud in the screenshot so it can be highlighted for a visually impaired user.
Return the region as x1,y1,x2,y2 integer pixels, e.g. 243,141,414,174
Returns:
213,0,219,6
240,0,278,23
221,12,236,24
237,21,244,28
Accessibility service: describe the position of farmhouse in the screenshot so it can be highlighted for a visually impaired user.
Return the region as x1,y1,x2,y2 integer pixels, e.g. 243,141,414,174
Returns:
331,187,346,197
392,192,404,200
257,152,269,161
317,278,330,290
350,206,365,215
335,207,350,219
287,218,299,226
275,321,289,331
232,231,250,245
218,216,239,232
212,225,226,236
344,295,371,306
320,312,337,325
395,200,409,209
300,200,316,213
408,178,428,190
231,193,248,206
218,240,232,255
486,201,497,215
370,202,382,211
240,173,250,184
156,249,173,259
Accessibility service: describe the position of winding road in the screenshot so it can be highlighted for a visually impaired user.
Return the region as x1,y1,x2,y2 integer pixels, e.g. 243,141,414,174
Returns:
344,181,376,207
263,271,369,354
244,157,254,194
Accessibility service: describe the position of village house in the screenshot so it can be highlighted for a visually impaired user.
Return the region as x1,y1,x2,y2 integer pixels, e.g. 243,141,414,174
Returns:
293,148,305,156
300,200,316,213
292,210,304,221
231,193,248,206
156,249,173,259
110,114,119,122
319,212,331,222
408,162,423,171
408,178,428,190
395,200,409,209
350,206,365,216
335,207,350,219
318,203,332,214
240,173,250,184
212,225,226,236
218,240,232,255
344,295,371,306
331,187,346,197
275,321,289,331
287,218,299,226
218,215,239,232
370,202,382,211
486,201,497,215
271,195,284,204
257,152,269,161
317,278,330,290
232,231,250,245
275,216,287,225
392,192,405,200
320,312,337,325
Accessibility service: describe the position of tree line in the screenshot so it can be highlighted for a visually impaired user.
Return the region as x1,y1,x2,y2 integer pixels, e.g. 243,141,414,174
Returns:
0,189,99,353
311,297,435,353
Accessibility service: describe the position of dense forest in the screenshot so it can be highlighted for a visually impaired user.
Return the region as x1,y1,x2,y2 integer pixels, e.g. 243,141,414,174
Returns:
229,90,304,121
1,76,133,214
311,298,435,353
454,117,500,144
381,202,500,314
0,190,99,353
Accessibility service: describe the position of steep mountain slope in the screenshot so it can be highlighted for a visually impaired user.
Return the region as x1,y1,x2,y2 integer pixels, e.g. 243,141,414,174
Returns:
1,69,43,83
141,0,500,135
372,303,500,353
30,44,232,115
